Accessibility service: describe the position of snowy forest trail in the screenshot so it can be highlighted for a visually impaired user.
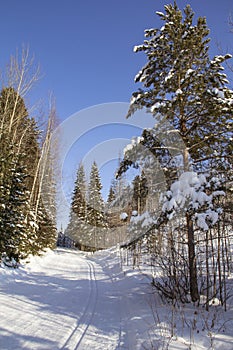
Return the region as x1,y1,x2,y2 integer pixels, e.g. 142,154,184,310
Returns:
0,248,154,350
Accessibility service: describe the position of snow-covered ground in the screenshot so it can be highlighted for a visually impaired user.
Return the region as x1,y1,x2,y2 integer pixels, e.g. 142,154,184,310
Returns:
0,247,233,349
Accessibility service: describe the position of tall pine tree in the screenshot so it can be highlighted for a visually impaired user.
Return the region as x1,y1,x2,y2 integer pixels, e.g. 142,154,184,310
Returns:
126,2,233,301
66,163,87,248
86,162,107,249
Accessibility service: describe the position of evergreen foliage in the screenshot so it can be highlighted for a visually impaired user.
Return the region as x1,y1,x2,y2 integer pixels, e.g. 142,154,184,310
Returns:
0,160,28,261
128,3,233,170
107,185,116,205
65,163,88,247
0,84,57,263
122,2,233,302
86,161,107,249
66,162,108,250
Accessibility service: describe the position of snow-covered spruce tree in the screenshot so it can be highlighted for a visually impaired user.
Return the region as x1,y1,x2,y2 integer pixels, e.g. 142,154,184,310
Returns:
126,3,233,302
65,163,87,249
0,87,35,261
86,162,107,250
0,87,54,260
0,51,57,261
0,155,29,263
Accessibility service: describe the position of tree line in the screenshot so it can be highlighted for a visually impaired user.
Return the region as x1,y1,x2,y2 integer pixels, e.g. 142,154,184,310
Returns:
0,49,57,266
64,158,154,252
65,162,109,251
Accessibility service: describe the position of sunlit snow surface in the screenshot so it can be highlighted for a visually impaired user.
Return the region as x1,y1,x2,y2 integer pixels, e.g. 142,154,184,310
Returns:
0,248,233,349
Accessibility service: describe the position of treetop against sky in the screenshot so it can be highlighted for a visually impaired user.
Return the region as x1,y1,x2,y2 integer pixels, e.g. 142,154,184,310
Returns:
0,1,232,229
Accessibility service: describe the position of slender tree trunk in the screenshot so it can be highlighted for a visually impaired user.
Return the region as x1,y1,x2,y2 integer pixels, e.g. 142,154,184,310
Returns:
186,213,199,302
217,220,223,305
205,230,209,311
221,228,227,311
182,127,200,302
210,228,217,298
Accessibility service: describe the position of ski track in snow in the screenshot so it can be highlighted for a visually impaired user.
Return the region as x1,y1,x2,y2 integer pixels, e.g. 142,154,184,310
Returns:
61,260,98,350
0,248,153,350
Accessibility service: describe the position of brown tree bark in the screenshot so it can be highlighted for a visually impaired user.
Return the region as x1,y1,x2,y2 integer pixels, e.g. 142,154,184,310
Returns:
186,213,200,302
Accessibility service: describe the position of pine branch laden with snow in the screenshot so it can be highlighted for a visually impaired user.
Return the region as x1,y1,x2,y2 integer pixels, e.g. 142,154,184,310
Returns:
127,3,233,171
161,171,225,230
130,210,154,228
120,212,128,221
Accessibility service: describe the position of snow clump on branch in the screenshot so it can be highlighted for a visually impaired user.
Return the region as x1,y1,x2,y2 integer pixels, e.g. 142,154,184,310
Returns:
161,171,225,230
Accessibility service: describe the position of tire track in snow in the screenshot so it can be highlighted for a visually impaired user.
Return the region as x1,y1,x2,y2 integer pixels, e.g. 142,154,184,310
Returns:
61,259,98,350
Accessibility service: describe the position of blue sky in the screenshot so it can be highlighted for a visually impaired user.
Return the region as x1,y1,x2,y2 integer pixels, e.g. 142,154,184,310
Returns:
1,0,232,228
1,0,232,118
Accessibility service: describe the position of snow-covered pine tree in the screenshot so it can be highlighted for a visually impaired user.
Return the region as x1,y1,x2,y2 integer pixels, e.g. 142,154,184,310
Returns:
126,2,233,302
86,161,107,250
65,163,87,249
128,3,232,168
